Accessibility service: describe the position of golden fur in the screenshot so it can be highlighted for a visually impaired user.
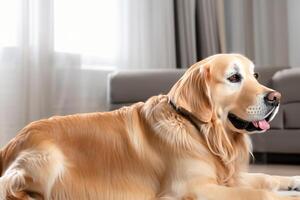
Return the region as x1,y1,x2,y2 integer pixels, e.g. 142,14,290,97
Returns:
0,54,299,200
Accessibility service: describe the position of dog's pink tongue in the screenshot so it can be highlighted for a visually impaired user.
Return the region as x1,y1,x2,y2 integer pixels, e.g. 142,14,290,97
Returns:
252,120,270,130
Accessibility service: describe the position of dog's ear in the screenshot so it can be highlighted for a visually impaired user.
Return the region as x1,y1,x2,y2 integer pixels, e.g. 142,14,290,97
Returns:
168,63,213,123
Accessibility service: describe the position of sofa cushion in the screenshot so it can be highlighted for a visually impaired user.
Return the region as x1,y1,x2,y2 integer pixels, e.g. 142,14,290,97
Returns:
251,129,300,153
272,68,300,104
283,103,300,129
269,107,283,129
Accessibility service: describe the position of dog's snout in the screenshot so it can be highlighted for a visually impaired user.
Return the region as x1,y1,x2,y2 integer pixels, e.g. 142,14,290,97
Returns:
264,91,281,106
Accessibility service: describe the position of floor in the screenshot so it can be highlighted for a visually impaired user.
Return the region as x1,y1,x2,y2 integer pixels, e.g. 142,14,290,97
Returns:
250,164,300,176
249,164,300,196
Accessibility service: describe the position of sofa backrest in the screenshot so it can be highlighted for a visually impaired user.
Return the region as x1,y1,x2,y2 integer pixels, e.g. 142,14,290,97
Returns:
107,66,291,130
108,69,185,110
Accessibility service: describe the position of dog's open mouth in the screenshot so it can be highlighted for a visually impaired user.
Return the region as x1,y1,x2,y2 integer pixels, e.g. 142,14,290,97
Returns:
228,107,278,132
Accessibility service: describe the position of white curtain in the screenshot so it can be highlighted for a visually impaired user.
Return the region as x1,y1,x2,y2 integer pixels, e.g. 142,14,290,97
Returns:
0,0,54,145
0,0,176,146
119,0,176,69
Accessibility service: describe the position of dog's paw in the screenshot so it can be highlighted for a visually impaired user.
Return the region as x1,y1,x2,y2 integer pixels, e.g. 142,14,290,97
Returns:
288,176,300,191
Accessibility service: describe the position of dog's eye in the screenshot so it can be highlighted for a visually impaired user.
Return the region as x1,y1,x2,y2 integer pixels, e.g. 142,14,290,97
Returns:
227,73,242,83
254,72,259,79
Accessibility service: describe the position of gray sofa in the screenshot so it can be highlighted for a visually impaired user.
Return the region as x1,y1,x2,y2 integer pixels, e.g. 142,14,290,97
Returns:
107,67,300,155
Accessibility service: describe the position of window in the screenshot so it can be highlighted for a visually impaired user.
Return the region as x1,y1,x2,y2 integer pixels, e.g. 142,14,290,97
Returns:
0,0,18,47
54,0,120,69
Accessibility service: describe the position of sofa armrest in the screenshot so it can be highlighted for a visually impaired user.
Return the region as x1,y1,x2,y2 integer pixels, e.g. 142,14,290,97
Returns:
272,68,300,130
107,69,186,110
272,68,300,104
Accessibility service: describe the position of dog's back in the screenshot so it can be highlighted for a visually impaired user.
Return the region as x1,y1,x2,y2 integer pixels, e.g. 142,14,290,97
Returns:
0,100,166,200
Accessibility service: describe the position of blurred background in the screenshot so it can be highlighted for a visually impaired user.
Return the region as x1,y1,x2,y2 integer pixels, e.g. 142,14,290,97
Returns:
0,0,300,170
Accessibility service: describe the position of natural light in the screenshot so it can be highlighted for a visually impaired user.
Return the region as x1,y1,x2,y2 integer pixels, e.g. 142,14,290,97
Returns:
0,0,18,47
54,0,120,68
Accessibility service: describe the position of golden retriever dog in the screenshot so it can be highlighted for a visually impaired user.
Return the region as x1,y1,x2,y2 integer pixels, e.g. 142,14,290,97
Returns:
0,54,300,200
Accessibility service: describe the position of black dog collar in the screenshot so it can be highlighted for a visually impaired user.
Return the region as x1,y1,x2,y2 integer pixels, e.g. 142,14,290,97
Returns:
168,99,203,132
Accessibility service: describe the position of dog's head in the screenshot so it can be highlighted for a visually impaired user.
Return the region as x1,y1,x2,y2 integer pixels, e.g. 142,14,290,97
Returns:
168,54,280,134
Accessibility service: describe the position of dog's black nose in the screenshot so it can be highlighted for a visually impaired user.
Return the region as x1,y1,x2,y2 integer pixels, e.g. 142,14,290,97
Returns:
264,91,281,106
